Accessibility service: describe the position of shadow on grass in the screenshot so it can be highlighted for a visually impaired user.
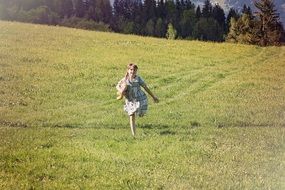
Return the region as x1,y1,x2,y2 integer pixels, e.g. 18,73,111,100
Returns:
140,122,202,136
52,123,80,128
140,124,177,136
159,130,176,135
0,120,28,128
45,121,283,130
213,121,281,128
140,124,170,129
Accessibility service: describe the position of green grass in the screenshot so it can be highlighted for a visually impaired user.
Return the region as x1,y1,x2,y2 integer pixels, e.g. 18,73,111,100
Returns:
0,20,285,189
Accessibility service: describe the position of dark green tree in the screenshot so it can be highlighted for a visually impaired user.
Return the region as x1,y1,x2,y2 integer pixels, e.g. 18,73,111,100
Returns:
212,4,225,32
142,0,156,23
202,0,212,18
165,0,180,36
154,17,166,37
165,0,177,23
145,19,155,36
195,5,201,19
193,17,223,41
112,0,140,33
89,0,112,23
44,0,57,13
180,8,196,38
75,0,86,18
86,0,96,20
185,0,194,10
156,0,166,19
100,0,112,23
20,0,44,11
58,0,73,18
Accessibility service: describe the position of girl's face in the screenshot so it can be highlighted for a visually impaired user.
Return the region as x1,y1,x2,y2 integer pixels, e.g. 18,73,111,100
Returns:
128,67,137,78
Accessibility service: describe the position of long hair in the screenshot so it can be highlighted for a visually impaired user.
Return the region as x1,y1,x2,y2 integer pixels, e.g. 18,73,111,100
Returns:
124,63,138,80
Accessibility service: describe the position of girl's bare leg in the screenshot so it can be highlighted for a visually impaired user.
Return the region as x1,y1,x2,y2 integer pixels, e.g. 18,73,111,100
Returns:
130,114,136,136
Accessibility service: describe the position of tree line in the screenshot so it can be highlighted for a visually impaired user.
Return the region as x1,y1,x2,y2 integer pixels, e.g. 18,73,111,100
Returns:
0,0,284,46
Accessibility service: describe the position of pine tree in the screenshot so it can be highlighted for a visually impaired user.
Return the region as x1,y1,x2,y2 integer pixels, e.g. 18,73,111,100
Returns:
142,0,156,23
212,4,225,32
86,0,96,20
112,0,142,33
165,0,177,23
59,0,73,18
202,0,212,18
154,17,166,37
180,8,196,38
185,0,194,10
113,0,124,18
145,19,155,36
101,0,112,23
195,6,201,19
157,0,166,19
75,0,86,18
193,17,223,41
90,0,112,23
165,0,180,36
254,0,283,46
242,4,253,18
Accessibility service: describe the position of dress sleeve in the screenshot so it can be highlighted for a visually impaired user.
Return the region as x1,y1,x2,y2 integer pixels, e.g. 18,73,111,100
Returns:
138,76,145,86
116,78,126,92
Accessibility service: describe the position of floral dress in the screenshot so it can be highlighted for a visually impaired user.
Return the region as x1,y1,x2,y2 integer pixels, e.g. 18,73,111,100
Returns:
118,75,148,117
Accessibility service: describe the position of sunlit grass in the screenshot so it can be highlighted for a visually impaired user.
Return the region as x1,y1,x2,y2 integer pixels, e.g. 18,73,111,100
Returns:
0,21,285,189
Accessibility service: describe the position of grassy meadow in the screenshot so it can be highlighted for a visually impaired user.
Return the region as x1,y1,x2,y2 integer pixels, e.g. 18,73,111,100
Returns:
0,20,285,189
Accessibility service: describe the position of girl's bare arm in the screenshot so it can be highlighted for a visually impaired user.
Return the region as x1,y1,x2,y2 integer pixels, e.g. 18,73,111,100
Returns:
142,84,159,103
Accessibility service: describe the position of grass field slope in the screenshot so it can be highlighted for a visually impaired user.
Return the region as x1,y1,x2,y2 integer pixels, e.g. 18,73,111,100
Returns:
0,21,285,189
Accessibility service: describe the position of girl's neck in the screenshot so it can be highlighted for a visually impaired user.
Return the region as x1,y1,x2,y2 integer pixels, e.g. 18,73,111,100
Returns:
128,75,136,80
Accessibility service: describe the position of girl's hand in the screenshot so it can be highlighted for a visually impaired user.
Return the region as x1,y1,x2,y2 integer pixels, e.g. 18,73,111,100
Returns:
153,96,159,103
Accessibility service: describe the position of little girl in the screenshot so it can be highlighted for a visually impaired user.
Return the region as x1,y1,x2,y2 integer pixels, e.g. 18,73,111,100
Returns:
116,63,159,136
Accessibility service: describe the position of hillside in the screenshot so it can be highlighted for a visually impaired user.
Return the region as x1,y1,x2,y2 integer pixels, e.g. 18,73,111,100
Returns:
0,21,284,189
1,20,284,128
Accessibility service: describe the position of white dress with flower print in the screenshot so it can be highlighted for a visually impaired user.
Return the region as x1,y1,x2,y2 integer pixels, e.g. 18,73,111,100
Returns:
123,75,148,117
